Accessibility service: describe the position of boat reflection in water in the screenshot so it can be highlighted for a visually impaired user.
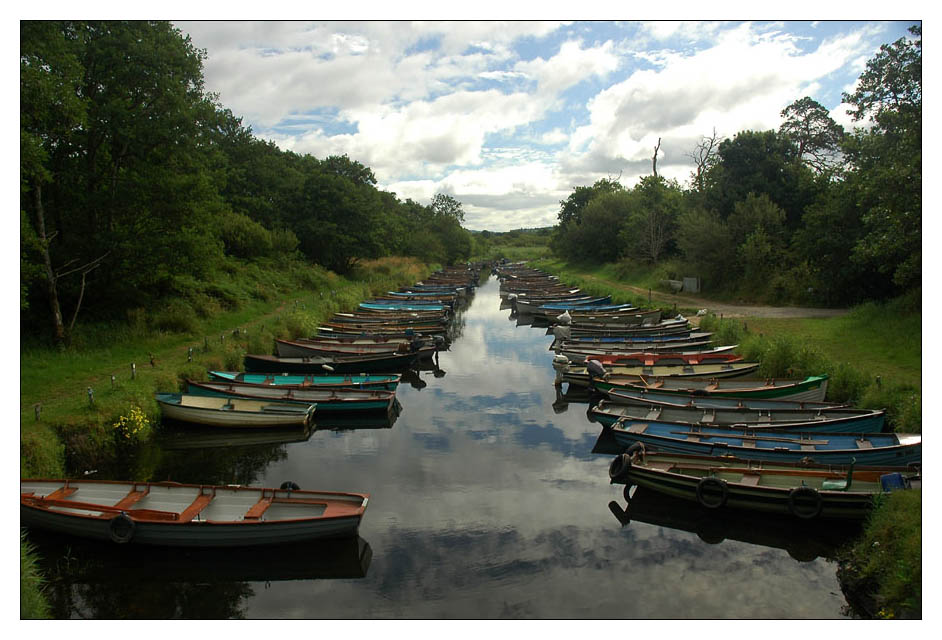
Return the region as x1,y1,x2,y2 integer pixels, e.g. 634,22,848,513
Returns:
158,423,315,450
607,486,861,563
27,529,372,618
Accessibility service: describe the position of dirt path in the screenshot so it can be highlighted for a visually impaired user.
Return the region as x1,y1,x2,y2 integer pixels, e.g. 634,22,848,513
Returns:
580,276,849,319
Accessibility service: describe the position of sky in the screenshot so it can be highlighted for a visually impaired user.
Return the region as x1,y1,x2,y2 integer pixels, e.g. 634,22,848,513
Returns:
172,17,918,232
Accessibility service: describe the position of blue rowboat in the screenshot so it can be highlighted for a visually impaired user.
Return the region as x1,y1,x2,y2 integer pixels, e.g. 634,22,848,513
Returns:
590,398,885,433
592,374,830,403
208,371,401,391
243,352,419,374
605,417,920,466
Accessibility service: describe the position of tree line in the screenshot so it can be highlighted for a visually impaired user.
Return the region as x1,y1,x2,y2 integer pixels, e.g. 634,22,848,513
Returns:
20,21,473,346
551,25,921,307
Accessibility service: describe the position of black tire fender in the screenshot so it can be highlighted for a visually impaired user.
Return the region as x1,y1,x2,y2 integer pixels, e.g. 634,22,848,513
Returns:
696,477,729,509
608,454,632,482
788,486,823,519
109,512,136,544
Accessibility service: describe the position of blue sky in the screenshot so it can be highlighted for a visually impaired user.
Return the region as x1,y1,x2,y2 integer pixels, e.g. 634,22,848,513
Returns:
169,18,917,232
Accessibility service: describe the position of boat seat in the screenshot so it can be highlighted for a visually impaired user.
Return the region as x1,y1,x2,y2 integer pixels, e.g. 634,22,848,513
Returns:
699,411,715,424
44,485,78,501
644,408,661,420
855,439,874,449
739,473,761,486
113,487,149,510
627,423,648,434
177,493,215,523
243,496,273,520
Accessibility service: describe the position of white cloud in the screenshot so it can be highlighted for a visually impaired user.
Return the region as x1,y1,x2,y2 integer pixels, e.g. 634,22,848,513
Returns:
171,20,905,232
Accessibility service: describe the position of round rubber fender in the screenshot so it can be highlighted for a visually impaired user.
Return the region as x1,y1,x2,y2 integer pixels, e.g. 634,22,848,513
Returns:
608,453,632,482
280,481,300,491
109,512,136,544
787,486,823,519
695,477,729,509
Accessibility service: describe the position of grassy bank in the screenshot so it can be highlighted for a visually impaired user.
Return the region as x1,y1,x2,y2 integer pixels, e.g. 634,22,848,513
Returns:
20,256,433,479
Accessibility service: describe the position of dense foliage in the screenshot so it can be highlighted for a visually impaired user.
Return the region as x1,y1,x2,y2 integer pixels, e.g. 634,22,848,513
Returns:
20,21,472,346
551,25,921,307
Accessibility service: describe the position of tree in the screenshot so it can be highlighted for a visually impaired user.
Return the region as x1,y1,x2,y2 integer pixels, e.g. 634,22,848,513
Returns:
430,193,465,223
841,24,921,291
619,176,682,263
779,97,845,173
704,129,819,229
686,128,720,193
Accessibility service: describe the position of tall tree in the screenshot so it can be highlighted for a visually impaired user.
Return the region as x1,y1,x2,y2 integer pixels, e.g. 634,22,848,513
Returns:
842,24,921,291
779,97,845,173
430,193,465,223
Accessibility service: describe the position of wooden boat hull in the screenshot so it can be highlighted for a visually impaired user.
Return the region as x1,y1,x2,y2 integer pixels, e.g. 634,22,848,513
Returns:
589,399,886,433
185,380,397,414
608,450,920,520
275,338,437,360
244,352,419,374
601,386,846,411
560,361,760,387
155,393,315,428
606,419,920,466
592,375,831,403
207,371,401,391
21,479,369,546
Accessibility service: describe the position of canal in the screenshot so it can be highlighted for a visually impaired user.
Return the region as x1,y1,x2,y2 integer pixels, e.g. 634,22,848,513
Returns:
34,275,860,618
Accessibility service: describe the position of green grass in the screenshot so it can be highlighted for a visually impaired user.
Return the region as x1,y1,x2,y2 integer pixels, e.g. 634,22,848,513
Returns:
838,489,922,619
20,256,433,478
21,531,51,619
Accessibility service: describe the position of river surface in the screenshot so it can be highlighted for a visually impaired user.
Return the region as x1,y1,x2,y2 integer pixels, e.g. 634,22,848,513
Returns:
33,276,861,619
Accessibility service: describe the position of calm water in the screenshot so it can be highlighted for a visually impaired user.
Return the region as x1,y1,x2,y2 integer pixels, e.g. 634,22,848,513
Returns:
33,276,860,619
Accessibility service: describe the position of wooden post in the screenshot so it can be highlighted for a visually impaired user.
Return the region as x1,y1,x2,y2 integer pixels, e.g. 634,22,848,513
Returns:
87,387,94,406
131,363,136,380
111,375,115,389
34,404,41,421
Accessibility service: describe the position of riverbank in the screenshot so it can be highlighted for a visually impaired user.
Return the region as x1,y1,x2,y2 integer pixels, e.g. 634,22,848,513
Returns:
20,256,433,479
527,259,921,619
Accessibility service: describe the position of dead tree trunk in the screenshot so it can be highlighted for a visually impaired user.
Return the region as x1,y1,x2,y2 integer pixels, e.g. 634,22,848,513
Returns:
33,183,67,348
652,137,661,178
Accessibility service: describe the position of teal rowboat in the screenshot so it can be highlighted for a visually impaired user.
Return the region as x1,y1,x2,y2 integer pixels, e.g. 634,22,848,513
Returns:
208,371,401,391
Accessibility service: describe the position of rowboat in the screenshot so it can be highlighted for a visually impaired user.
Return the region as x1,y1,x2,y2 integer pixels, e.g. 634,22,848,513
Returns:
592,374,831,403
600,385,847,411
556,341,731,360
605,417,919,466
358,301,448,313
274,338,437,360
555,331,712,345
243,351,419,374
21,478,369,546
554,350,742,367
608,448,920,520
185,380,398,414
207,371,401,391
557,360,761,387
589,398,886,433
155,393,315,428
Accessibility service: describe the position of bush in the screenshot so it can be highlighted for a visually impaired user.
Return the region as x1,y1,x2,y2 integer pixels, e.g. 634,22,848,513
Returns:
151,299,199,334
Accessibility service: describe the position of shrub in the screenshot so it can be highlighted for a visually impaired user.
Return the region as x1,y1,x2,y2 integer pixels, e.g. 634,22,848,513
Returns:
112,405,151,446
151,299,199,334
